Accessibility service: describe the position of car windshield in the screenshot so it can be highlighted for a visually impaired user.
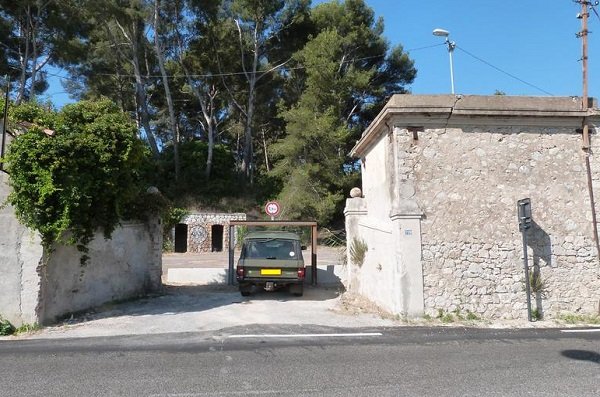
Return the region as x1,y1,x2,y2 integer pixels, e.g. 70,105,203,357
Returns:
242,238,301,260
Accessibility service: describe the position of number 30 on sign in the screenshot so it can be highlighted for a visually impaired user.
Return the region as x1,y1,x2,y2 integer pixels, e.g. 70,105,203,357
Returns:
265,201,281,218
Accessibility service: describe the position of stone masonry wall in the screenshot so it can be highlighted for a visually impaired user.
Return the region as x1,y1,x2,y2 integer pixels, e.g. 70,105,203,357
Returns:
407,126,600,319
182,213,246,252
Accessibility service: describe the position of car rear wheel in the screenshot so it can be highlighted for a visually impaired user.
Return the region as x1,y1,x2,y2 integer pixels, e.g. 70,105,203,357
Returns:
289,284,303,297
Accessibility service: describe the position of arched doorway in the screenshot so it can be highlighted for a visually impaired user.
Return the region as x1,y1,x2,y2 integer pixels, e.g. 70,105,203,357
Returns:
211,225,224,252
174,223,188,253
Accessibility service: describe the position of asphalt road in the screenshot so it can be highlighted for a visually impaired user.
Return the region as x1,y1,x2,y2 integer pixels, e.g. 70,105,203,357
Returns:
1,326,599,396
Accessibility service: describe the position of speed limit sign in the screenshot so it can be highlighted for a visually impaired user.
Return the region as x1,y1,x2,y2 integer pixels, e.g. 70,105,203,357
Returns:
264,201,281,219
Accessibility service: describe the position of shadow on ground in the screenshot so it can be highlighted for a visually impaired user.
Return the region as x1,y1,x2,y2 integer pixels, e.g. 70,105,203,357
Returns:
56,283,345,326
561,349,600,364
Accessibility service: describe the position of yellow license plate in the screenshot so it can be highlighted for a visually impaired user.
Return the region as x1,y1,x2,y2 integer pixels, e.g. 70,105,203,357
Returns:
260,268,282,276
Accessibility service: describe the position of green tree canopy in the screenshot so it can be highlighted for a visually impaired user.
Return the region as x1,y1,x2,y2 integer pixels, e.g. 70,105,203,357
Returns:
270,0,416,225
5,99,150,256
3,0,418,230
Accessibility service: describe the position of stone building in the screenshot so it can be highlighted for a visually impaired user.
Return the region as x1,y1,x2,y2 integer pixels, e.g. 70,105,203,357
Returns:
175,213,246,253
345,94,600,320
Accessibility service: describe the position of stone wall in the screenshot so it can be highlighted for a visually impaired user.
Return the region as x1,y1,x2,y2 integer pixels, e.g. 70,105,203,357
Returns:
347,95,600,320
344,129,424,317
1,170,162,325
412,126,600,319
0,172,44,326
40,220,162,323
181,213,246,252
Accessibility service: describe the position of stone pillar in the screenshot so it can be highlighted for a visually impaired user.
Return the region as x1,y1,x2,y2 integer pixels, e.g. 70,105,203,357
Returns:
344,190,367,291
389,213,424,316
389,126,424,317
146,216,163,291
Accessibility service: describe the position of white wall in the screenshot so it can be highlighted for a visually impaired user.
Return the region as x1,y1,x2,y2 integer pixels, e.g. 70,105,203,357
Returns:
345,132,424,317
40,220,162,323
0,180,162,326
0,172,44,325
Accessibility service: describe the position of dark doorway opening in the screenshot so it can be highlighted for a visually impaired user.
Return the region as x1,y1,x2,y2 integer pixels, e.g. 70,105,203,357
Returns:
211,225,224,252
174,223,188,253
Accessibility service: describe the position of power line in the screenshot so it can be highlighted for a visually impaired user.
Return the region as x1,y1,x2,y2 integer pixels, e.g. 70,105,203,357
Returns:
7,41,547,97
455,45,554,96
7,43,445,82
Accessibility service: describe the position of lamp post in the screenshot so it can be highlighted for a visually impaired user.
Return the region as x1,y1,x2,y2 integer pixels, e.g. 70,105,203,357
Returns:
433,28,456,94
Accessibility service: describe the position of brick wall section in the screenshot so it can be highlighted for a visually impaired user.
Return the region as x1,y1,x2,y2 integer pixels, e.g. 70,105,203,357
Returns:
412,126,600,319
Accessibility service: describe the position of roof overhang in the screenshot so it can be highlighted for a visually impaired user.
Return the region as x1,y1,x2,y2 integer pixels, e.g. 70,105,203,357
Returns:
350,94,600,158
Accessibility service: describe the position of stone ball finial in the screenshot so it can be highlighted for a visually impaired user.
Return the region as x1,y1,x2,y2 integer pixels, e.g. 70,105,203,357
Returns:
350,187,362,198
146,186,160,195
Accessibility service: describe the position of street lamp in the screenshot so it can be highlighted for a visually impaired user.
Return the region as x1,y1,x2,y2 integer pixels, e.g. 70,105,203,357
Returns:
433,28,456,94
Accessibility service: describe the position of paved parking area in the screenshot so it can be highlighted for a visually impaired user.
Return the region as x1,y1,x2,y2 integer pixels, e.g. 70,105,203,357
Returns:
4,246,397,340
12,284,397,340
6,246,581,341
163,246,347,285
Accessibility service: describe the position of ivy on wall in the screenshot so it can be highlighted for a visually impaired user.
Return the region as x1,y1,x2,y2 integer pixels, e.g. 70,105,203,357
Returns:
5,99,152,259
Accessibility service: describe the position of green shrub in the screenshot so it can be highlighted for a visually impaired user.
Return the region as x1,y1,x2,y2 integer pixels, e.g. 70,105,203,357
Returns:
5,100,153,262
559,313,600,324
0,316,15,336
349,237,368,267
466,311,480,321
15,323,41,334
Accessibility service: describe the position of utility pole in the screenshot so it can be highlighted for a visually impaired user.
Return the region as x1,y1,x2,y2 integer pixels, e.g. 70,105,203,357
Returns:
577,0,600,262
581,0,589,111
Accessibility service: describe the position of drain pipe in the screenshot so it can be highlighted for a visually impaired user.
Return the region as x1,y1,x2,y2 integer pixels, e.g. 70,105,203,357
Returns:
1,77,8,172
582,121,600,263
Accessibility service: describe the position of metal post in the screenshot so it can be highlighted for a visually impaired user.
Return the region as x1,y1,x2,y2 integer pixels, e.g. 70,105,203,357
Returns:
581,0,589,109
521,227,533,322
447,40,456,94
311,224,317,286
228,224,234,285
518,198,533,321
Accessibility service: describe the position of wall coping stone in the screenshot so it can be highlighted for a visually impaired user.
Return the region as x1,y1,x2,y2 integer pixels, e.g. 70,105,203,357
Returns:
351,94,600,157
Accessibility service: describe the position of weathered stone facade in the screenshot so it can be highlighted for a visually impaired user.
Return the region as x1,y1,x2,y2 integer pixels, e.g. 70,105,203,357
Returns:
178,213,246,253
417,125,600,319
346,95,600,320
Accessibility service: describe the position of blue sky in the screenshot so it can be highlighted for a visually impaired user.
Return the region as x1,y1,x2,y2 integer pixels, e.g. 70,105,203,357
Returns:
46,1,597,106
355,0,598,97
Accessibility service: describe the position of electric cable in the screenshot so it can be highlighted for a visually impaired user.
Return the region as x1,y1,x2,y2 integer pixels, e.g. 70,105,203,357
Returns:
455,45,554,96
3,42,445,82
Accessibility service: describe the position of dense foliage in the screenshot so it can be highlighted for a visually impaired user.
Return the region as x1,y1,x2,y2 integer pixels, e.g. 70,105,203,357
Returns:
5,100,148,255
1,0,416,228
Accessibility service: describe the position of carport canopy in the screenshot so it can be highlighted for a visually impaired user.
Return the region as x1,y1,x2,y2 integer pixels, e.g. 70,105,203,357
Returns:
227,221,318,286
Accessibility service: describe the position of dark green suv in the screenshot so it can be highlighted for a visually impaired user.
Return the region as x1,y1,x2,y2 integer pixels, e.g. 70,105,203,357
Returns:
236,231,305,297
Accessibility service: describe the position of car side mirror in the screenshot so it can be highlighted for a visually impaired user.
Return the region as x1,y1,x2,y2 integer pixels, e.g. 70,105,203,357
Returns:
301,245,307,251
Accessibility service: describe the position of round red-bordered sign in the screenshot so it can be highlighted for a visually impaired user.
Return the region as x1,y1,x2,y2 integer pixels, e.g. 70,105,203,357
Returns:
264,201,281,217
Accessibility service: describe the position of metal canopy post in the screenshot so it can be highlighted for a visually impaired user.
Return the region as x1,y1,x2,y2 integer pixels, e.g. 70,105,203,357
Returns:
228,224,235,285
311,224,317,286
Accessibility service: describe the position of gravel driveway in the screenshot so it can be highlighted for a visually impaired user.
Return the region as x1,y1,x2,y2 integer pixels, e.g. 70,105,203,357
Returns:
11,284,397,340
